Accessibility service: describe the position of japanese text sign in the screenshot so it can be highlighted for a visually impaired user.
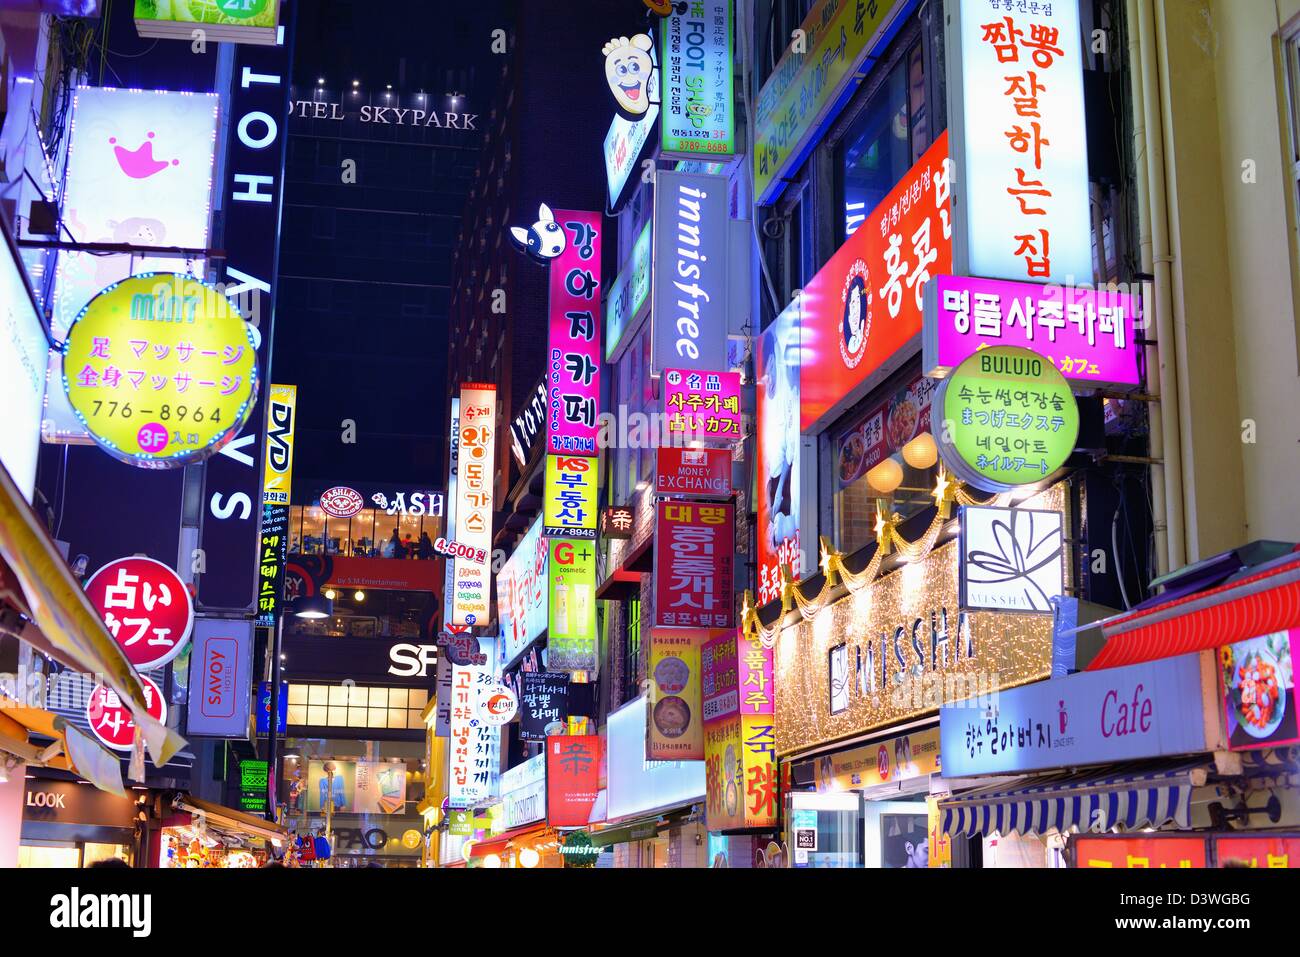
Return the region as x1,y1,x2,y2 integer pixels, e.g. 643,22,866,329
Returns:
547,539,598,673
87,674,166,752
662,367,742,444
947,1,1091,283
547,734,601,827
544,454,598,539
651,170,729,375
451,382,496,626
649,628,705,760
62,273,259,467
546,210,602,455
924,276,1141,389
654,500,735,629
753,0,904,204
799,132,951,432
932,345,1080,492
84,556,195,670
519,671,571,742
661,0,735,156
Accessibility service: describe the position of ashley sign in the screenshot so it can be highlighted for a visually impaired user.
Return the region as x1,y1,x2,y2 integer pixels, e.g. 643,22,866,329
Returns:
289,100,478,129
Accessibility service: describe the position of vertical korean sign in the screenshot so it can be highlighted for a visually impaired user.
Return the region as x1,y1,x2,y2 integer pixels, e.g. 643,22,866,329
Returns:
654,500,734,629
702,629,777,831
661,0,734,156
547,735,601,827
448,636,497,807
451,383,495,626
947,1,1091,283
257,383,296,628
200,6,294,611
546,210,602,457
548,539,598,673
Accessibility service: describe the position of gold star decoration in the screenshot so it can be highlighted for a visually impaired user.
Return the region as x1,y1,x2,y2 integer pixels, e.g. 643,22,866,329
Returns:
932,466,957,519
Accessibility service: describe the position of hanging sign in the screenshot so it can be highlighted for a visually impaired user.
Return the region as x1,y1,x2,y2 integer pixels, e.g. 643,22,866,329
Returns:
656,446,732,498
544,454,598,539
605,220,653,363
476,681,519,726
451,383,496,626
702,629,778,831
1220,629,1300,751
185,618,254,738
602,33,661,212
547,539,598,673
946,0,1092,283
84,556,195,670
924,276,1141,389
654,500,735,629
546,210,603,455
547,734,601,827
261,383,297,504
61,273,258,467
87,675,166,752
661,0,735,156
519,671,571,742
932,345,1079,493
960,505,1065,613
662,368,743,444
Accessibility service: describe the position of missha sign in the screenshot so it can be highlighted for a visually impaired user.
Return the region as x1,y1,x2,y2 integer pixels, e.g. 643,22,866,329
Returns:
289,99,478,130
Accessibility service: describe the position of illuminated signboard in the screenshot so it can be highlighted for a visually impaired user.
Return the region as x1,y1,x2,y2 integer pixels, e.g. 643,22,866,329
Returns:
449,636,499,807
650,170,729,375
87,674,166,752
84,555,195,670
262,384,297,505
544,454,597,540
47,86,220,442
134,0,280,45
662,368,742,444
753,0,905,204
946,0,1092,283
602,32,660,214
185,618,254,738
61,273,258,467
499,514,548,665
649,628,705,760
547,538,597,673
661,0,734,156
702,630,778,831
442,396,460,627
0,233,48,503
546,210,603,455
451,383,496,626
654,500,734,629
932,345,1080,493
605,219,652,363
755,300,801,607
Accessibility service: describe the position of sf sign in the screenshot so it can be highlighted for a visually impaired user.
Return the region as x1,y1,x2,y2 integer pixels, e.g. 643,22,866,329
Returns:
387,642,439,678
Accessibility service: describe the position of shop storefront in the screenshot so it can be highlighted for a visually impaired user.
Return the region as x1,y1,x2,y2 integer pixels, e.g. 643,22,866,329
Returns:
157,795,288,868
289,483,444,559
18,775,138,868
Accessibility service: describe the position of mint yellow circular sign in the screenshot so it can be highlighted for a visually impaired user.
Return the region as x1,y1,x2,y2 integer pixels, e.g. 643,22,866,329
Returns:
932,345,1079,493
62,273,258,468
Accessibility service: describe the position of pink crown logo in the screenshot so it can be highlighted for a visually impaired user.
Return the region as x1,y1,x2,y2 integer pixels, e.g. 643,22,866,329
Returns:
109,131,179,179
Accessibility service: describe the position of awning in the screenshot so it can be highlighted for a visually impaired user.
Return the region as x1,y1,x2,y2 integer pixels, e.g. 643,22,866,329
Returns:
939,762,1209,837
0,695,127,796
589,805,695,847
175,795,290,847
1087,550,1300,671
467,822,553,858
0,461,183,767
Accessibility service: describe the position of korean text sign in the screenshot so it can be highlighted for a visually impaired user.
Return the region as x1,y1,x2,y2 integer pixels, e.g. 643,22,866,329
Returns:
544,454,597,539
939,652,1207,777
498,514,547,664
547,734,601,827
449,636,499,807
519,671,571,742
924,276,1141,389
62,273,259,466
87,675,166,752
84,555,195,670
932,345,1080,492
654,500,735,629
649,629,705,760
661,0,734,156
651,170,730,375
702,630,778,830
546,210,602,455
662,368,742,443
799,132,951,432
947,1,1091,283
261,383,297,504
656,446,732,498
547,539,598,673
451,382,496,625
753,0,904,204
756,301,801,605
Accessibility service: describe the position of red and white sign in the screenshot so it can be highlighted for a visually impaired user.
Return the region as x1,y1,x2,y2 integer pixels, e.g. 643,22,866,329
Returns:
654,500,734,629
319,486,365,518
799,132,952,432
546,734,601,827
84,556,195,670
434,537,488,565
452,383,496,626
86,675,166,752
656,446,732,498
662,368,743,445
476,681,518,726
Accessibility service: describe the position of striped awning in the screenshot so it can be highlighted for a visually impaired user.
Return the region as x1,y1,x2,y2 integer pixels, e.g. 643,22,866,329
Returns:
940,762,1208,837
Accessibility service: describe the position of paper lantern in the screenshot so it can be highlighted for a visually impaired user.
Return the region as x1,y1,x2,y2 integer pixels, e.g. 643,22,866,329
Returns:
902,432,938,470
867,457,904,495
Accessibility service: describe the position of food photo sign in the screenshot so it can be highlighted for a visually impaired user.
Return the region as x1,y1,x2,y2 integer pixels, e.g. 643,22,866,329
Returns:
1220,629,1299,751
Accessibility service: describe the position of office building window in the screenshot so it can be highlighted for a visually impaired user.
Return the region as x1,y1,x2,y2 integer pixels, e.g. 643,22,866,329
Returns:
286,683,428,730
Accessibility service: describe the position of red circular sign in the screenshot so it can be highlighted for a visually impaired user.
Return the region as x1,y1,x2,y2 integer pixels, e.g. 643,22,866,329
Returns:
84,556,194,670
86,675,166,751
319,486,365,518
877,745,891,782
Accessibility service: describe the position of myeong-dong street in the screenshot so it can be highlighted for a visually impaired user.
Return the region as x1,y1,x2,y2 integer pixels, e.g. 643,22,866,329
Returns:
0,0,1298,934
